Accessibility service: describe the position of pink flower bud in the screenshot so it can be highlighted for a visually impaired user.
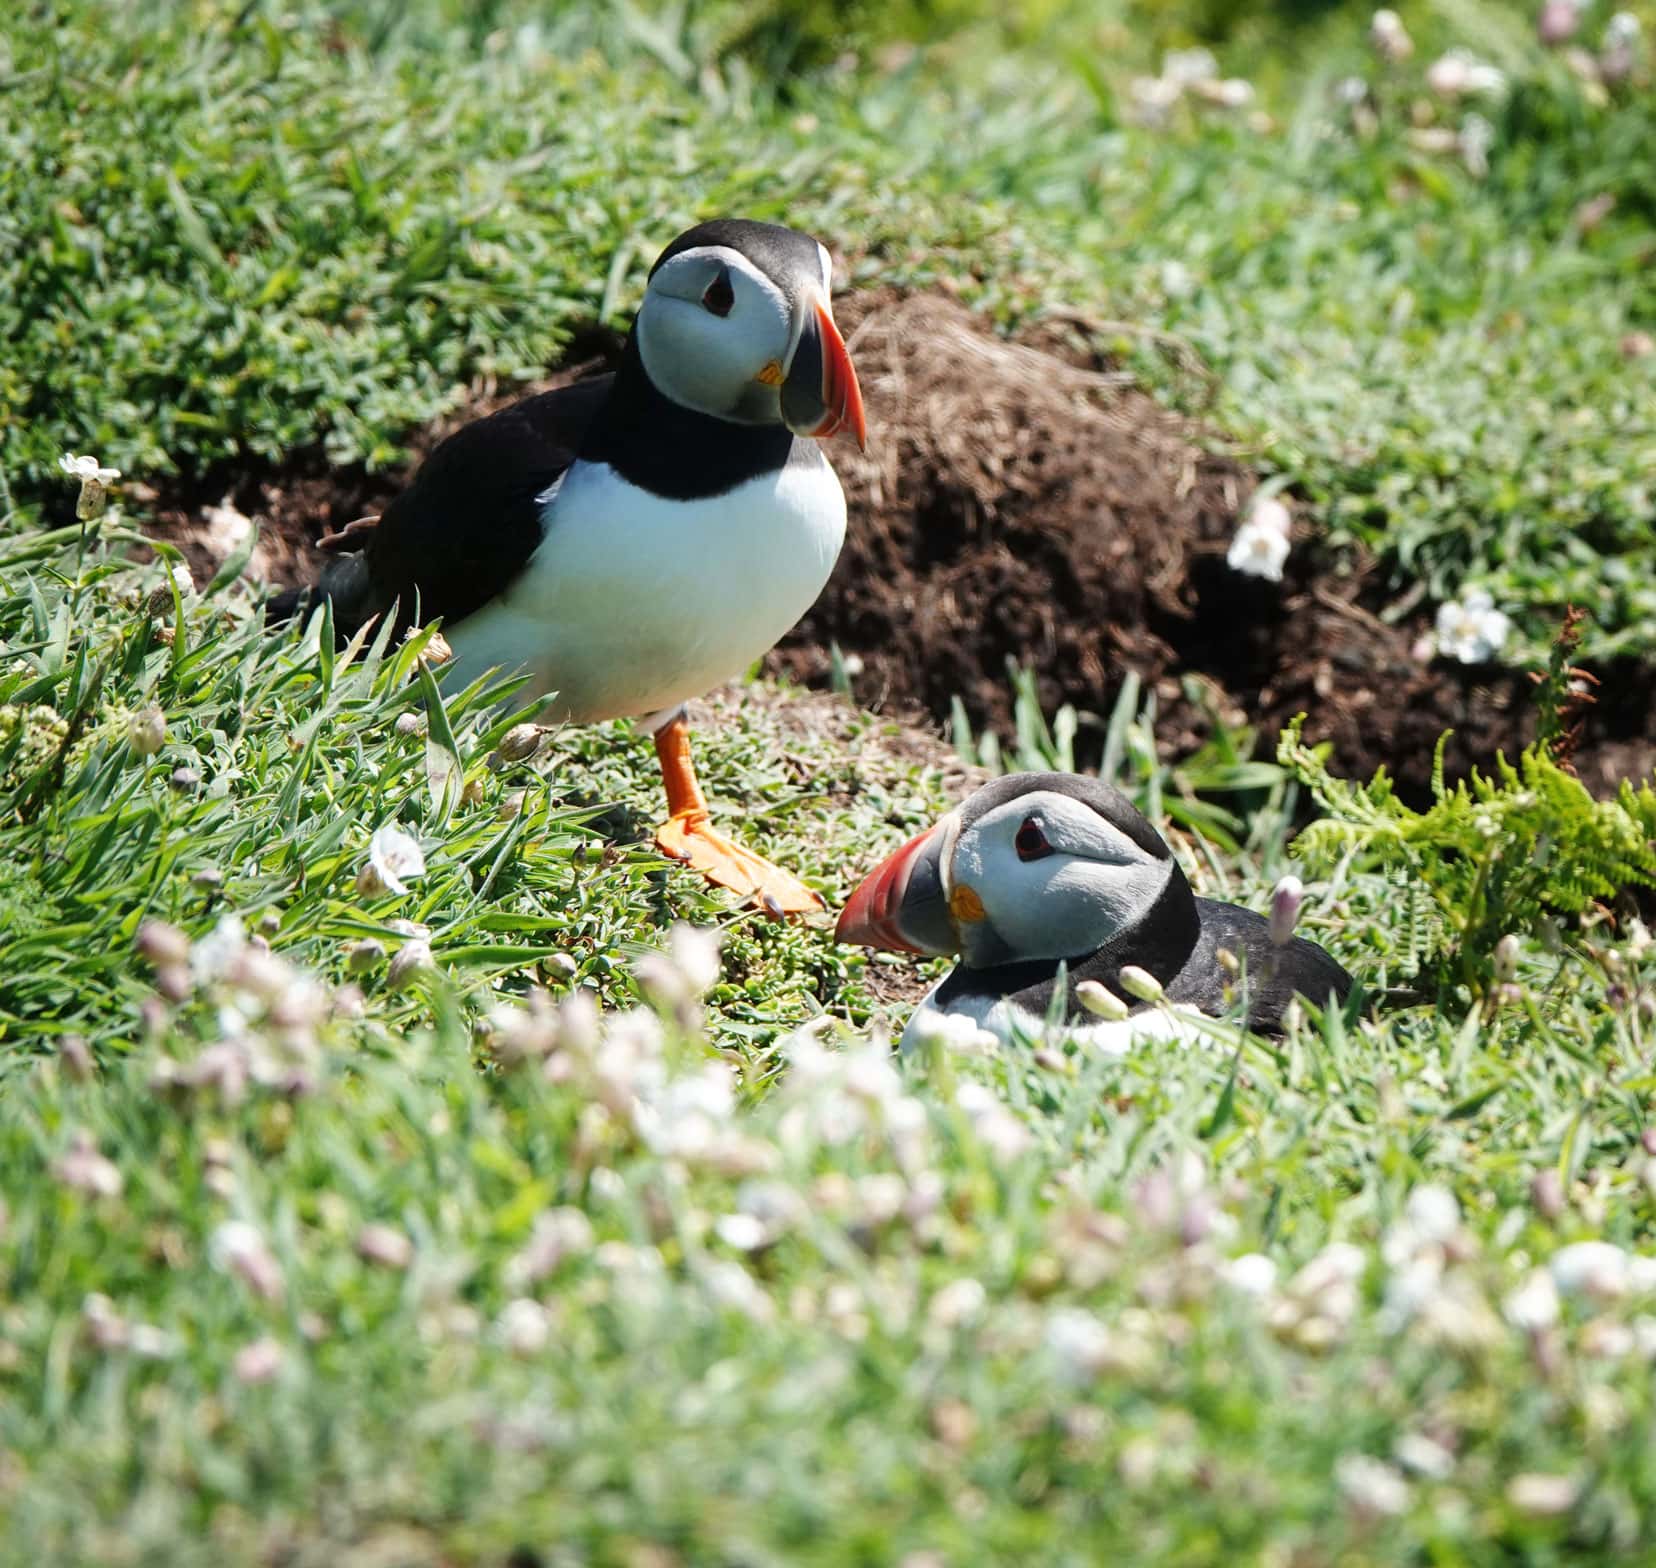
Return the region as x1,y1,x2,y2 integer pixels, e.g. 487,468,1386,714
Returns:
1268,876,1304,946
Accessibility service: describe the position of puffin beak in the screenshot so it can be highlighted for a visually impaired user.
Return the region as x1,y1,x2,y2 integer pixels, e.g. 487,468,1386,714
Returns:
836,817,958,955
781,295,867,452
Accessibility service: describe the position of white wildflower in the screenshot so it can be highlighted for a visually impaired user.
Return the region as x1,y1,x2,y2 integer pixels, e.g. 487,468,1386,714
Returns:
1129,74,1183,123
928,1277,988,1329
714,1213,770,1252
1433,588,1510,664
1537,0,1583,47
701,1260,774,1323
1226,497,1292,582
504,1207,594,1289
59,452,121,521
1336,1454,1411,1518
357,825,427,898
1507,1473,1578,1517
910,1007,998,1056
668,922,722,995
210,1220,283,1300
53,1130,122,1198
1046,1306,1116,1381
1286,1242,1366,1319
1460,112,1494,178
129,1323,174,1359
634,1061,734,1160
59,452,120,484
1505,1267,1561,1330
232,1336,284,1384
1581,1318,1635,1359
355,1223,414,1270
955,1082,1034,1161
1159,258,1196,299
1223,1252,1279,1297
1405,1184,1461,1245
1551,1240,1640,1301
1606,11,1641,46
1369,8,1414,61
1395,1432,1455,1480
1162,47,1219,87
187,907,245,980
1427,49,1505,98
498,1297,552,1356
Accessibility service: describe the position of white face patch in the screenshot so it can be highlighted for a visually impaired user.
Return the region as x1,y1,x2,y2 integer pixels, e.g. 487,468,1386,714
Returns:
817,241,833,295
949,791,1174,965
635,246,793,422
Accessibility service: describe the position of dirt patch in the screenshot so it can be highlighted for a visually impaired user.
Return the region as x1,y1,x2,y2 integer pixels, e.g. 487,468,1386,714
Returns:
143,294,1655,803
772,292,1653,802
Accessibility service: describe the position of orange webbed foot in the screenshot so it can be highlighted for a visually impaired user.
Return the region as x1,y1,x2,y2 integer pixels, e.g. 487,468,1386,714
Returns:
655,808,824,917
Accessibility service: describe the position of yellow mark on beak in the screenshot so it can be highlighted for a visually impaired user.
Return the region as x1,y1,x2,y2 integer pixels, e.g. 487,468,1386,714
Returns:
755,359,785,387
949,884,985,923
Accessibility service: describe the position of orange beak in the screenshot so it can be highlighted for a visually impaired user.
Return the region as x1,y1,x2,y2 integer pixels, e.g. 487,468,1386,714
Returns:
810,299,867,451
835,819,957,955
781,296,867,453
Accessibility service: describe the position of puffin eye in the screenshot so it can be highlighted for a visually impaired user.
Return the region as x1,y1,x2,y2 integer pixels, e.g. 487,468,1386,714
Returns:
701,266,735,317
1014,818,1051,862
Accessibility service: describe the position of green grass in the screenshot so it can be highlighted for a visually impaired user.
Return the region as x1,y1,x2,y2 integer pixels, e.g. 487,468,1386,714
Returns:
5,0,1656,1559
4,0,1653,658
4,478,1656,1564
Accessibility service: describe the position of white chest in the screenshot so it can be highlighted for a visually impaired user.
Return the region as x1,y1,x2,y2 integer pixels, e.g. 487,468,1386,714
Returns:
899,982,1202,1055
444,451,846,723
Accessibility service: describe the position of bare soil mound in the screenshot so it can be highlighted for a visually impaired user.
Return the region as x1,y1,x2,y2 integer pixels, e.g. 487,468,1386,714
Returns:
144,295,1654,803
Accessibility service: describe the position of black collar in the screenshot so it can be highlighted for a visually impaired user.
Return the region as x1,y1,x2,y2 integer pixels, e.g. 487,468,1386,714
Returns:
577,336,799,501
933,866,1202,1022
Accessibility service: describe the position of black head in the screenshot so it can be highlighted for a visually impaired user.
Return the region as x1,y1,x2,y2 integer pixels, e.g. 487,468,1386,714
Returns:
632,218,865,447
837,772,1183,968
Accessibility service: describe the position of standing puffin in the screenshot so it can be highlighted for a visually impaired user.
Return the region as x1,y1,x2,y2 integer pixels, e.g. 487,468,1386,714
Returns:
273,219,865,914
837,774,1353,1049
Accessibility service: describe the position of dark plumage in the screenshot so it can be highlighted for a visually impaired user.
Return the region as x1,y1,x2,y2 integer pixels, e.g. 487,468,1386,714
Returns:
269,216,869,917
838,771,1355,1042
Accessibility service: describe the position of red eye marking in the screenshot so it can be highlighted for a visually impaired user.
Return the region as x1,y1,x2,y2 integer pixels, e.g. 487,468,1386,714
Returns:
1015,818,1051,862
702,268,734,317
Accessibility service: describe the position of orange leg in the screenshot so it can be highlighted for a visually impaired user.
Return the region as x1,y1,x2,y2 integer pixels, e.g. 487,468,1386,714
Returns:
652,714,824,917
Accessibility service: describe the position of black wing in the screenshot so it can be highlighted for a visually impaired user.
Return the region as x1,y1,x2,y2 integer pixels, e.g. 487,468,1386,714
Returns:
1176,899,1354,1033
271,376,613,639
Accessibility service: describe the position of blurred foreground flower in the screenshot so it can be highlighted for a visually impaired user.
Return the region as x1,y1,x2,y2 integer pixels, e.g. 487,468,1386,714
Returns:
1369,8,1413,62
1426,50,1507,99
1600,11,1642,82
211,1220,283,1301
54,1129,122,1198
1538,0,1584,47
1226,496,1291,583
233,1336,284,1384
58,452,121,520
1336,1453,1411,1519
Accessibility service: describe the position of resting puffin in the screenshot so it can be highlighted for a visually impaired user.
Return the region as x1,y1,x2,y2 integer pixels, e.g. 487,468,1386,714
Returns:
272,219,865,914
836,773,1354,1049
